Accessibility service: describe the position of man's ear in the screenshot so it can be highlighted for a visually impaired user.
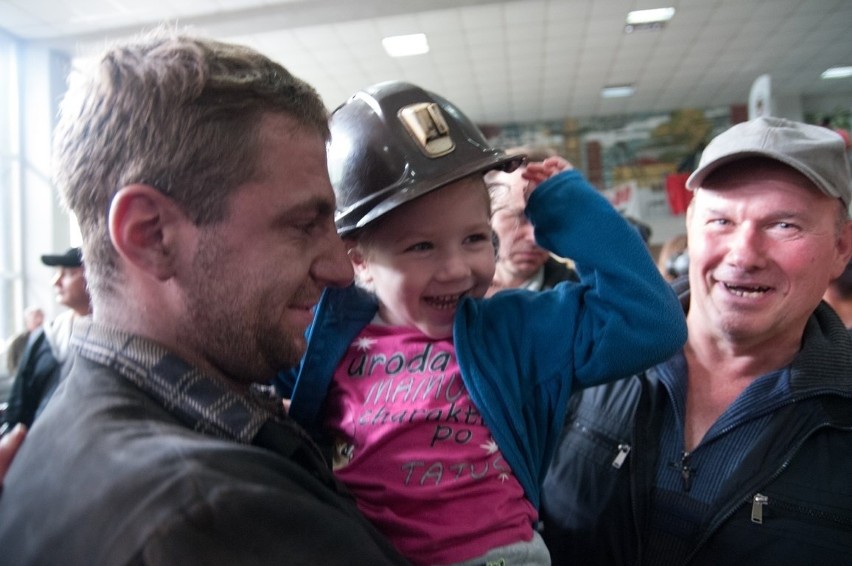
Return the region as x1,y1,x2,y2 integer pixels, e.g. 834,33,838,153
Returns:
108,185,187,281
833,219,852,277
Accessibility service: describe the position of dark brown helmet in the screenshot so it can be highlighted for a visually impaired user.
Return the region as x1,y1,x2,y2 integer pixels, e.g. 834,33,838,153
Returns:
328,81,524,236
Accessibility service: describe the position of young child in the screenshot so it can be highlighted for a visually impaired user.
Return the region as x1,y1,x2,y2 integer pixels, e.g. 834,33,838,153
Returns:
277,81,687,565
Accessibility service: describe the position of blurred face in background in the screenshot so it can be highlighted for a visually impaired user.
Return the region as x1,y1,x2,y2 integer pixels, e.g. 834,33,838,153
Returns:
487,167,550,285
52,267,90,313
24,307,44,331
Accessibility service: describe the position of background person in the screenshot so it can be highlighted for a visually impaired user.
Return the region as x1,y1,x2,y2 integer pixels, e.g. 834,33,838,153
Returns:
541,117,852,565
823,260,852,331
0,30,407,565
485,146,578,296
3,248,91,428
657,233,689,282
3,306,44,375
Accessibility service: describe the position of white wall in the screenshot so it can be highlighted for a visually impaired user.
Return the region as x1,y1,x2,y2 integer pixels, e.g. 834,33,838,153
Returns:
0,40,72,341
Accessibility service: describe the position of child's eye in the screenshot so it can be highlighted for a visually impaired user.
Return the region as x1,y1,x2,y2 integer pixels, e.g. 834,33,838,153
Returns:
406,241,433,252
465,233,490,244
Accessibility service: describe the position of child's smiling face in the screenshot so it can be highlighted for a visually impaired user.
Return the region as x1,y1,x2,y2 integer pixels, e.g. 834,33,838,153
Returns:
350,176,496,339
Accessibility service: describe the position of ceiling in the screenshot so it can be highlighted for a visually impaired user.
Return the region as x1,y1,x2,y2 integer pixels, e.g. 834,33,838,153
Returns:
2,0,851,124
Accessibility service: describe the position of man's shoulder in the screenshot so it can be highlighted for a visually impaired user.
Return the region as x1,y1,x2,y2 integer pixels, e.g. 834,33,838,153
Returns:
571,373,646,413
796,303,852,391
1,386,400,565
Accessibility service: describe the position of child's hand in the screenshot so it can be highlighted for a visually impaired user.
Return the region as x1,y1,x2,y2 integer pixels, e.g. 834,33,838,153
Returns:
521,156,573,199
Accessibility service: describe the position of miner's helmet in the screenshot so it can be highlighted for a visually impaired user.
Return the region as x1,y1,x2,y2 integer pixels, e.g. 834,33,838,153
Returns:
328,81,525,237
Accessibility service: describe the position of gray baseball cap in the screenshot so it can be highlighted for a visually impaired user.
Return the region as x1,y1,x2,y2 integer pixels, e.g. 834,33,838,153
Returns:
686,117,852,211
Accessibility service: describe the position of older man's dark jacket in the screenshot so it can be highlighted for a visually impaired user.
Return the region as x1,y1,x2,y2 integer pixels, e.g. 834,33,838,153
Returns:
541,285,852,565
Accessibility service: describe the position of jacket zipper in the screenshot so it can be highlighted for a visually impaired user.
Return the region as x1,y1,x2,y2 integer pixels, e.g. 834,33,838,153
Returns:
683,418,850,565
750,492,852,528
571,421,631,468
750,494,769,524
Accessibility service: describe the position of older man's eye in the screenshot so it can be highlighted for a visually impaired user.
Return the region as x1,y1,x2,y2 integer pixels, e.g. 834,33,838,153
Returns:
771,221,801,233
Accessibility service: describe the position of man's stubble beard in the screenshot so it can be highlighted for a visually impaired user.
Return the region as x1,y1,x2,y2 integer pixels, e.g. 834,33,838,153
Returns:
181,232,304,384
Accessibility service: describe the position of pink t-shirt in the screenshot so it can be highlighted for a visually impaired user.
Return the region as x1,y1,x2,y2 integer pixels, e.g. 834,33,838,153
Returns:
324,324,536,565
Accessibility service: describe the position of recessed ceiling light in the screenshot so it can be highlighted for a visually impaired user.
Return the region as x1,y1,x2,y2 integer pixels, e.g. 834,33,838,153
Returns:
821,66,852,79
602,85,636,98
626,7,676,25
625,7,675,32
382,33,429,57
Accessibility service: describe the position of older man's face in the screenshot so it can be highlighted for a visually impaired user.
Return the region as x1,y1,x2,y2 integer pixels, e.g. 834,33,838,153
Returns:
686,161,852,349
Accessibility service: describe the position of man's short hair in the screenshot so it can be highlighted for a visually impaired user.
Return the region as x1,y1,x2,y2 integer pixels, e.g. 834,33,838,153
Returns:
54,28,329,298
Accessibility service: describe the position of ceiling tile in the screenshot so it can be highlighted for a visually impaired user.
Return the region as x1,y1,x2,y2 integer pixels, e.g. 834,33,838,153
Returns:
7,0,852,126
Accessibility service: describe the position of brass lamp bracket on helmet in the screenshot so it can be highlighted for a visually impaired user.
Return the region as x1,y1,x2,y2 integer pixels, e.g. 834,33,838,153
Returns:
398,102,455,158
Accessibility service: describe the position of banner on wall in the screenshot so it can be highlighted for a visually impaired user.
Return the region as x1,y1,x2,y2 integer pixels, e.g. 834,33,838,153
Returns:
603,181,641,218
665,173,693,215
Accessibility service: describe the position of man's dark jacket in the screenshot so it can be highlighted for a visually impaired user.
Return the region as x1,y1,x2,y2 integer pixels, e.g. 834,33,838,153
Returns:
0,351,408,565
541,285,852,565
3,328,61,427
542,257,579,288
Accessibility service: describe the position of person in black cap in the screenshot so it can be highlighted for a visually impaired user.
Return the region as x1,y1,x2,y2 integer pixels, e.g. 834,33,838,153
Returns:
2,246,92,430
41,246,83,267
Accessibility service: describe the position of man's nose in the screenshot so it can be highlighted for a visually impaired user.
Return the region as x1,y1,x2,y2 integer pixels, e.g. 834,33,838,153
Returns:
725,225,767,270
313,231,354,289
436,249,472,281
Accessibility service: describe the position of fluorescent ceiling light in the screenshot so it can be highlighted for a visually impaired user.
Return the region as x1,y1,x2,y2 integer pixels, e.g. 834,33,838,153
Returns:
602,85,636,98
626,7,676,25
821,66,852,79
382,33,429,57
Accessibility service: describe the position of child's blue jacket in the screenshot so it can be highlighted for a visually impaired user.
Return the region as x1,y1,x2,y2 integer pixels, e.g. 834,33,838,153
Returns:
275,170,687,509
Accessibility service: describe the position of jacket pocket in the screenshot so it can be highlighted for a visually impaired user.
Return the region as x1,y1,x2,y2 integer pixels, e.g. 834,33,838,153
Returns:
542,416,631,529
751,491,852,530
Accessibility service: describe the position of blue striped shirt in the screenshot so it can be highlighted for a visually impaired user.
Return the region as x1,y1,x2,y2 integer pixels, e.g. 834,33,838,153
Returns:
646,351,792,562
